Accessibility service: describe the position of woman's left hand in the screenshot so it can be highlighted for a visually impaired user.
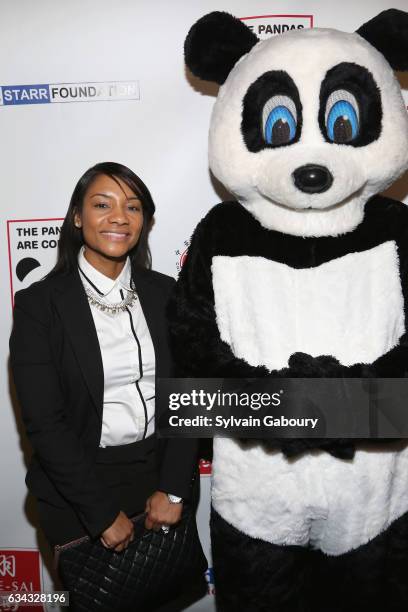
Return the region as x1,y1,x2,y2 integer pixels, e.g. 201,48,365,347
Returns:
144,491,183,531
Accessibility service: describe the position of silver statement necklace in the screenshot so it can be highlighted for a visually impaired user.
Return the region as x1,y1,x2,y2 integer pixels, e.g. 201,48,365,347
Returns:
84,285,137,315
79,265,137,315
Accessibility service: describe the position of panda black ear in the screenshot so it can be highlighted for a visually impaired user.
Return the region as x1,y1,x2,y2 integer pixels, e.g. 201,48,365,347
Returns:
356,9,408,71
184,11,259,85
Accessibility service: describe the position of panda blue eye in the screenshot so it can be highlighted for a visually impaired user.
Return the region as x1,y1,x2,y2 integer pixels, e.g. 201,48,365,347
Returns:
325,90,359,143
264,107,297,145
262,95,298,146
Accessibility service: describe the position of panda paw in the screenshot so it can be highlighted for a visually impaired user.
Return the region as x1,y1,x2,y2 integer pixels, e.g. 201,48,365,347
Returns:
288,352,342,377
239,437,356,459
281,438,355,459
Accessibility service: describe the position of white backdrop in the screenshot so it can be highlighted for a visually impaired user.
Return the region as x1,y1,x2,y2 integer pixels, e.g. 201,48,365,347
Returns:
1,1,407,610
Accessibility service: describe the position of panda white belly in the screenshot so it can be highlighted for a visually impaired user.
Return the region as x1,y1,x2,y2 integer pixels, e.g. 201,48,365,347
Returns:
211,240,405,370
211,240,408,556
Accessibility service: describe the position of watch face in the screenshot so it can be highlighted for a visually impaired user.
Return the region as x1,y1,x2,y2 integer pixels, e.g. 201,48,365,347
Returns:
168,494,183,504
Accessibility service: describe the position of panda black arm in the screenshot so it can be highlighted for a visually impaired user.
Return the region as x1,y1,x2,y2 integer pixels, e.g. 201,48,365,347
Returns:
168,212,270,378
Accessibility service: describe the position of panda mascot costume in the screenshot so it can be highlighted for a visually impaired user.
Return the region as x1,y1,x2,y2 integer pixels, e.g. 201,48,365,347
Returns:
169,9,408,612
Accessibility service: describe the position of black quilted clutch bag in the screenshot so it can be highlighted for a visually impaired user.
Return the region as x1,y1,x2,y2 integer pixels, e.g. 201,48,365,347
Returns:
54,508,207,611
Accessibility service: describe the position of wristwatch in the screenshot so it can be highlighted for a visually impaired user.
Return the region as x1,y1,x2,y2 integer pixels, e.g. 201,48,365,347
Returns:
167,493,183,504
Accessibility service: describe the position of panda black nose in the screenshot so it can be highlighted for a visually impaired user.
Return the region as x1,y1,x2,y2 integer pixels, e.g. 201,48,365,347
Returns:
292,164,333,194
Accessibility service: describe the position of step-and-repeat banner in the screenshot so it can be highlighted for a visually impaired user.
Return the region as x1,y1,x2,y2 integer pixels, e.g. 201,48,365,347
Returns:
1,1,407,610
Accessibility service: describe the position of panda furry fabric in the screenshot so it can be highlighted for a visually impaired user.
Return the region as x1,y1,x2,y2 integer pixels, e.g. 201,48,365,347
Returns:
169,9,408,612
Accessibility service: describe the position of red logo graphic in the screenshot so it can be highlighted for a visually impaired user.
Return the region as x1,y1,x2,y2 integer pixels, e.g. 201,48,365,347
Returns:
175,239,190,273
199,459,212,475
0,550,42,611
179,248,188,268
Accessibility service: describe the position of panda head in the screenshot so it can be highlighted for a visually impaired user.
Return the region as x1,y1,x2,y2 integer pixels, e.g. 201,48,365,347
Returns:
185,10,408,237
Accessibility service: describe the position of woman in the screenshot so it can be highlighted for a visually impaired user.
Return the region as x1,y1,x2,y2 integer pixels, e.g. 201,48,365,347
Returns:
9,162,198,574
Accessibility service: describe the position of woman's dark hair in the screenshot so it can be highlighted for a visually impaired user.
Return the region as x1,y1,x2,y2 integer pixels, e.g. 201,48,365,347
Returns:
47,161,155,277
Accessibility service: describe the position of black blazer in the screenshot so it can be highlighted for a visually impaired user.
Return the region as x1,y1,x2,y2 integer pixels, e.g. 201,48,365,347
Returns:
9,266,198,539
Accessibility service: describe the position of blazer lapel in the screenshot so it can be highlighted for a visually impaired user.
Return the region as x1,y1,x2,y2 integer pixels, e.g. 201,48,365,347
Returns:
52,270,104,415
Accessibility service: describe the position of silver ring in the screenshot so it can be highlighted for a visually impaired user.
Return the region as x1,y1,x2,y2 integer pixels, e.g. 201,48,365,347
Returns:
161,524,170,534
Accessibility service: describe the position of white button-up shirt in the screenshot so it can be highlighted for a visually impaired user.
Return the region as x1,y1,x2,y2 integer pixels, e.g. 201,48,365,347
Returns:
78,247,156,447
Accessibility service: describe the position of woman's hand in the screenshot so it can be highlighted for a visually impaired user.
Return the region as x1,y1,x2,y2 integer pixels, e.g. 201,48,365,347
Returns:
144,491,183,531
100,511,134,552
